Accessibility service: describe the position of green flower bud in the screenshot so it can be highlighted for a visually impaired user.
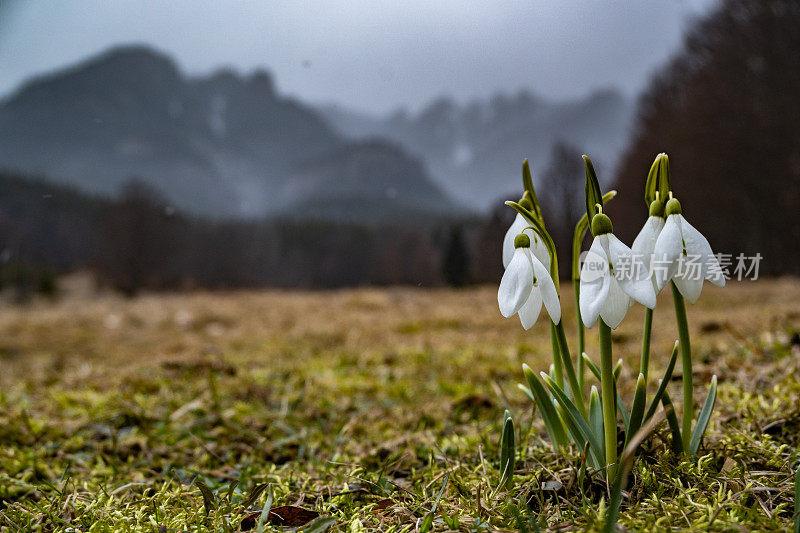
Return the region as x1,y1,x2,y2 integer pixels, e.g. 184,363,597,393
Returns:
519,192,534,212
514,233,531,249
649,199,665,218
590,213,613,236
665,197,682,216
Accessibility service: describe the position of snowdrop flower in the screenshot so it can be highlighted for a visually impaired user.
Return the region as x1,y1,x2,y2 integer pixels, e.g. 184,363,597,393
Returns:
631,200,667,291
498,233,561,329
580,213,657,329
653,197,725,303
502,213,550,271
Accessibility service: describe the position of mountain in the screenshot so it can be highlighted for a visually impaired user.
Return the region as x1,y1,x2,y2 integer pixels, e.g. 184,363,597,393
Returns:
0,46,453,219
320,89,634,210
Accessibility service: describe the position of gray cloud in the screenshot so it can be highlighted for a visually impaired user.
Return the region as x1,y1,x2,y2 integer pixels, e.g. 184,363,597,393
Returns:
0,0,716,114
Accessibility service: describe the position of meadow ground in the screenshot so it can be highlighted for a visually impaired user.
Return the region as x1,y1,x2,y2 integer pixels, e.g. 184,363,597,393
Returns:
1,277,799,531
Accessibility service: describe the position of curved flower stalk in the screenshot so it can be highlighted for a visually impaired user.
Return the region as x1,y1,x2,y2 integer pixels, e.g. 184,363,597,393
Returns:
498,233,561,329
653,197,726,303
579,213,657,330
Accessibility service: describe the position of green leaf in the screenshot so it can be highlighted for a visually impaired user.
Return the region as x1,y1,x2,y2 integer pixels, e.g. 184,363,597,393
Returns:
661,390,684,454
588,386,605,461
517,383,536,403
522,159,543,222
195,479,217,516
499,411,515,489
689,375,718,456
242,483,269,510
643,341,679,422
658,153,672,200
421,473,449,532
523,365,569,447
256,485,274,533
542,373,604,468
303,517,337,533
644,154,661,207
624,374,647,452
794,464,800,533
583,155,603,222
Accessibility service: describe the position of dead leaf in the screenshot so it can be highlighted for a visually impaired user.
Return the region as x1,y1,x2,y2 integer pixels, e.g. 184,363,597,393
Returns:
240,505,320,530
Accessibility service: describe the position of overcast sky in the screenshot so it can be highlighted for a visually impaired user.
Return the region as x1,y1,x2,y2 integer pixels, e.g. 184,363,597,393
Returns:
0,0,717,115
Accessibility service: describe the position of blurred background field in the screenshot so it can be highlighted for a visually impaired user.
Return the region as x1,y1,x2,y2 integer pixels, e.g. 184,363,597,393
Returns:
1,279,799,529
0,0,799,296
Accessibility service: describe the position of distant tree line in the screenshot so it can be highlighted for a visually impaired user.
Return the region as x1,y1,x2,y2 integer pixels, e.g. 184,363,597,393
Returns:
614,0,800,276
0,171,512,295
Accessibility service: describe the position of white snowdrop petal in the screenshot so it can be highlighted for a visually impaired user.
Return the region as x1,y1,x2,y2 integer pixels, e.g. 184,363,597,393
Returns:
498,248,534,317
518,286,543,330
530,232,551,272
579,238,610,328
605,234,657,309
674,271,703,304
631,216,665,258
653,214,683,291
599,275,631,329
502,214,528,268
530,251,561,324
679,216,726,287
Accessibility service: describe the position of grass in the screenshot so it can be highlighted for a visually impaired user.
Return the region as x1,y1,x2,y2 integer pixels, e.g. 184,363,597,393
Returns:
0,277,799,531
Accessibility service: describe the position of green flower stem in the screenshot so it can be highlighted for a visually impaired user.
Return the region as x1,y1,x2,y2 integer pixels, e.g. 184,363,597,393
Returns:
640,307,653,381
554,319,587,420
599,318,617,481
550,322,565,389
671,281,693,451
573,279,585,390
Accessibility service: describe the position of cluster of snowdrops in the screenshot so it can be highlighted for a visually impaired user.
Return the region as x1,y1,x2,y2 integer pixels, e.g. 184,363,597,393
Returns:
495,154,725,500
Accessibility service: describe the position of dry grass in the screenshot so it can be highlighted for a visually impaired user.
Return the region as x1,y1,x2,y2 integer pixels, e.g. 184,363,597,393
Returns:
1,277,799,531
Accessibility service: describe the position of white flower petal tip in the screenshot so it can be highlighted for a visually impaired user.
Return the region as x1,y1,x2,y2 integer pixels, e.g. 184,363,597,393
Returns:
498,248,560,329
651,213,725,303
498,248,533,317
579,238,610,328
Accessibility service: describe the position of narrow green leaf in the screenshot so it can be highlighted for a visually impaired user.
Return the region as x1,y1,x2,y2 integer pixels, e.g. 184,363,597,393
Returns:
242,483,269,510
542,373,604,467
643,341,679,422
794,464,800,533
521,159,543,221
661,390,684,454
303,517,337,533
256,485,274,533
658,153,671,200
226,480,239,502
644,154,661,207
689,375,718,456
517,383,536,403
583,353,601,381
523,365,568,447
583,155,603,222
499,411,515,489
195,479,217,516
589,386,605,461
624,374,647,452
